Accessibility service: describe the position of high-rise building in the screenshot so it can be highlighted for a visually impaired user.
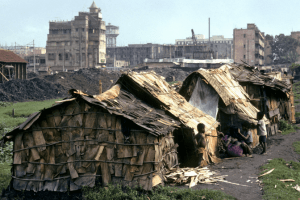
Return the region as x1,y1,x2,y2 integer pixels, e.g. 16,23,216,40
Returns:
46,1,106,72
233,23,265,66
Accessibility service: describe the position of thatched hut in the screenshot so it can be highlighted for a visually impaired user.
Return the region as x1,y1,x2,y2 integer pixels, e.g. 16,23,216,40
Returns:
179,65,261,146
3,71,219,192
229,64,295,135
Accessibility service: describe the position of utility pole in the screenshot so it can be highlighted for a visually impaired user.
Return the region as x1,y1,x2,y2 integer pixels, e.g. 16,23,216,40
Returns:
80,30,82,69
33,40,36,73
63,47,65,72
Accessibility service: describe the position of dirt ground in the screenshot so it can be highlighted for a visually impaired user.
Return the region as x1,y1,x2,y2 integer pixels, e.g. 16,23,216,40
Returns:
176,130,300,200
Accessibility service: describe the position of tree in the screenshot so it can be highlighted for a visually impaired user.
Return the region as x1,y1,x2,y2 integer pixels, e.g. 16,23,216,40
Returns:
267,34,300,64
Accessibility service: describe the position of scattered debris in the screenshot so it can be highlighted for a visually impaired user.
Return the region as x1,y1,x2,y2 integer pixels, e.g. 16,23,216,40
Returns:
280,179,295,182
258,168,275,178
292,184,300,192
164,167,227,188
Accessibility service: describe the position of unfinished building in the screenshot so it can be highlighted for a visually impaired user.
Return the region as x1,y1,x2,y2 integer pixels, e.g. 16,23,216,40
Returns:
46,1,106,72
233,24,265,66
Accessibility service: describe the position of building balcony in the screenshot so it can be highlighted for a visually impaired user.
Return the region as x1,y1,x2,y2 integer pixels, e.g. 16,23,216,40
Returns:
255,48,264,56
255,38,264,48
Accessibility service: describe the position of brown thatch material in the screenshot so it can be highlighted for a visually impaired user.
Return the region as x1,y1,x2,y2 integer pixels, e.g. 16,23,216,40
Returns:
3,71,220,192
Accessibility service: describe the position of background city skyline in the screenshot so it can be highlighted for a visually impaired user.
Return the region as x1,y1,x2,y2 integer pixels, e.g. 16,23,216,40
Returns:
0,0,299,47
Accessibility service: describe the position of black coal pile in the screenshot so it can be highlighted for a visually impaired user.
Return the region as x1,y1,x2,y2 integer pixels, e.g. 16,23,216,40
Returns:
43,68,121,95
0,78,65,102
0,68,122,102
133,67,193,82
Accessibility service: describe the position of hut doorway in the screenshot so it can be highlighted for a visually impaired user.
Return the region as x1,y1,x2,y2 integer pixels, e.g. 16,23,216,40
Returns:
173,128,198,167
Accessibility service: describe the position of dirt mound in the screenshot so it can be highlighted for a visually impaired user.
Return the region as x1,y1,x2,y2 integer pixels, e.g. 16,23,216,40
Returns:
0,78,65,102
43,68,121,95
0,68,122,102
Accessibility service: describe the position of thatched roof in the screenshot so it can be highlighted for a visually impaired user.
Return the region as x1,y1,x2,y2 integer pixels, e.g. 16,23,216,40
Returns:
179,65,259,124
228,63,291,94
4,71,218,142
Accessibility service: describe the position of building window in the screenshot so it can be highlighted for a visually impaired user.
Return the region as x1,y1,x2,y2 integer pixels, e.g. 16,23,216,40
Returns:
48,53,55,60
244,44,246,48
63,30,67,34
52,30,58,34
244,34,246,38
76,28,78,32
59,53,63,60
40,59,45,64
65,53,69,60
215,45,217,48
244,55,246,59
82,28,85,32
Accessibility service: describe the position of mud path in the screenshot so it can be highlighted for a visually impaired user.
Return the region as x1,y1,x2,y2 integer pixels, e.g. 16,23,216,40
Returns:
178,130,300,200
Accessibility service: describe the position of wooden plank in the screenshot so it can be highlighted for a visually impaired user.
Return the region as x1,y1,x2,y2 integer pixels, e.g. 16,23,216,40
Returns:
26,153,36,175
44,146,55,181
82,145,99,168
67,155,79,179
83,107,97,137
100,162,111,186
60,101,77,126
106,114,115,175
32,124,46,152
23,132,40,161
115,117,123,177
13,133,23,165
74,173,96,187
40,120,54,143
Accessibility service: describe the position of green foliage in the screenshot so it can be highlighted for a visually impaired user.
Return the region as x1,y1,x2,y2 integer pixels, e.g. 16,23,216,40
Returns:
260,158,300,200
0,101,12,107
0,162,11,192
267,34,300,64
83,184,236,200
279,120,298,135
289,63,300,71
0,98,62,128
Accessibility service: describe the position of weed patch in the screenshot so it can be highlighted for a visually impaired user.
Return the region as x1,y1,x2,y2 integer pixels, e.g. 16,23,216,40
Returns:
279,120,299,135
293,141,300,155
83,184,236,200
260,158,300,200
0,162,11,192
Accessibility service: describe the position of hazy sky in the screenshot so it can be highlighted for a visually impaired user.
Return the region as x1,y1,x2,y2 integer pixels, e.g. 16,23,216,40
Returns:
0,0,299,47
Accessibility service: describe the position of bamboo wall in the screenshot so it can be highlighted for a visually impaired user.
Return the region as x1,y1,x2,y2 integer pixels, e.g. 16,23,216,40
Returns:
12,100,178,192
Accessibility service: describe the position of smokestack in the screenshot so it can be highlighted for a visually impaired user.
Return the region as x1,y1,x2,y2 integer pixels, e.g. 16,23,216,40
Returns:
209,18,210,44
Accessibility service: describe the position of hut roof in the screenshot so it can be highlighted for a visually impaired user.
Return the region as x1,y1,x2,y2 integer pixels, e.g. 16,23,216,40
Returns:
114,71,219,135
0,49,27,63
179,65,259,124
3,71,218,142
228,63,291,94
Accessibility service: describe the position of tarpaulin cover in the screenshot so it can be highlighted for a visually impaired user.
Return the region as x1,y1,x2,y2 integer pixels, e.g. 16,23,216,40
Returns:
189,77,219,119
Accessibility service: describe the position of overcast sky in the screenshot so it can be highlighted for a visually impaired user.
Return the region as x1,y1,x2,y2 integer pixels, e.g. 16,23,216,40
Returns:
0,0,299,47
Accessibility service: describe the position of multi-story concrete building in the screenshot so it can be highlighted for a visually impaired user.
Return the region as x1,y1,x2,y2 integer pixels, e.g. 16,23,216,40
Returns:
176,35,233,45
106,42,233,67
24,54,46,72
233,23,265,66
46,1,106,72
106,23,119,47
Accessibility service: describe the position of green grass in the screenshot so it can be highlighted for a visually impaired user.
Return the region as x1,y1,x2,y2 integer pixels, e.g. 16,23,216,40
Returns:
295,112,300,118
0,98,62,129
293,141,300,155
167,81,178,85
83,184,236,200
0,162,11,192
293,81,300,104
279,120,299,135
259,158,300,200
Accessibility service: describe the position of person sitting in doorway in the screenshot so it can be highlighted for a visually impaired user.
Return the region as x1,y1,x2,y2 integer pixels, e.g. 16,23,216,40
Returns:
195,123,206,166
